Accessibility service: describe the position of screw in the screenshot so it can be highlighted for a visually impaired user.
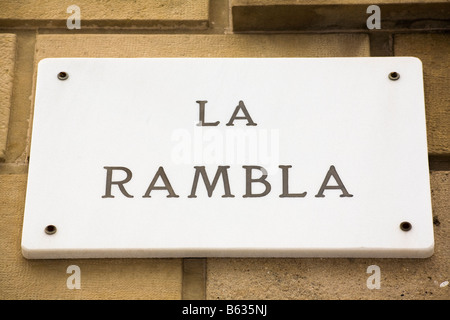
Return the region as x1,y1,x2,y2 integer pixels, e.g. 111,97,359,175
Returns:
400,221,412,232
389,72,400,81
57,71,69,80
45,225,57,235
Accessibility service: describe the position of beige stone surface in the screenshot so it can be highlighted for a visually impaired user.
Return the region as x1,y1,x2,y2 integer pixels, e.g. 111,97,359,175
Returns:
0,34,16,161
1,0,448,301
0,0,209,29
34,34,370,60
1,32,35,168
206,171,449,300
183,259,206,300
395,33,450,156
0,174,183,300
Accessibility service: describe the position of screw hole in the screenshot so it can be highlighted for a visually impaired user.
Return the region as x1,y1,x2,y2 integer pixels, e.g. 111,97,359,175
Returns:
57,71,69,80
45,225,57,235
400,221,412,232
389,72,400,81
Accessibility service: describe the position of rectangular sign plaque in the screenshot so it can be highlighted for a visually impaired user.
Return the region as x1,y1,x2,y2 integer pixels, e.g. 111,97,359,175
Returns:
22,57,434,259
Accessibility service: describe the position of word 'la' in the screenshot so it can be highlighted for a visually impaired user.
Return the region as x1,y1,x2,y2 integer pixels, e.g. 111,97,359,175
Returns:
196,100,257,126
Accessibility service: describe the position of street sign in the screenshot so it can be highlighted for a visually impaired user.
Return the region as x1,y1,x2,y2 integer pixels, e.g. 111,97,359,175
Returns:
22,57,434,258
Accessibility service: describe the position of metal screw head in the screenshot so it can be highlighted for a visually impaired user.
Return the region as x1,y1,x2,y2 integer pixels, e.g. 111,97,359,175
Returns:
389,72,400,81
45,225,57,235
400,221,412,232
57,71,69,80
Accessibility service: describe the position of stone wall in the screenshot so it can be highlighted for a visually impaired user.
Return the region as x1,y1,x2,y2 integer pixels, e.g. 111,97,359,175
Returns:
0,0,448,300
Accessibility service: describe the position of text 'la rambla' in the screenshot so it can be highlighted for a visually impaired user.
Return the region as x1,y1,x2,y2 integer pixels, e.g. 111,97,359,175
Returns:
102,101,353,199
